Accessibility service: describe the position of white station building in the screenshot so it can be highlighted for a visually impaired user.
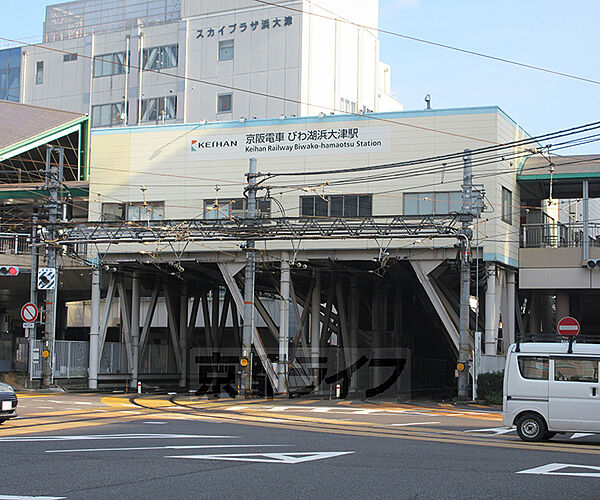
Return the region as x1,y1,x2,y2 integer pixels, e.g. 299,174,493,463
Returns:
12,0,402,127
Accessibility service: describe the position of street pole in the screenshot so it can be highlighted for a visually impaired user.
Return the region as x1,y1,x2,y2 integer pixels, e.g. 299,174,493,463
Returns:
28,211,38,382
42,146,63,388
457,149,473,399
241,158,257,397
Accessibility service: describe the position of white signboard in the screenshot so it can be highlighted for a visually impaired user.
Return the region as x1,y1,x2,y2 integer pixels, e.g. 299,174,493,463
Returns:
188,126,390,160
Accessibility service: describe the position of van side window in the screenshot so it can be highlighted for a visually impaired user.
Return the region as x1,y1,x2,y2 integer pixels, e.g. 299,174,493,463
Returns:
518,356,549,380
554,359,598,382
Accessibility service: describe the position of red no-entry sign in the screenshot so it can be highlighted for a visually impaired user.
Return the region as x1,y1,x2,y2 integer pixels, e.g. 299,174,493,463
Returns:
21,302,38,323
557,316,580,337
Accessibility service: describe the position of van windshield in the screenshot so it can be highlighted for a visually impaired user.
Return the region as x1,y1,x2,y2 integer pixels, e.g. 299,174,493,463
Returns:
518,356,549,380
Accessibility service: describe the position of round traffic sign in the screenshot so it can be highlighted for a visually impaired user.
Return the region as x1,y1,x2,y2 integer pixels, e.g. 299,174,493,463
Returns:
557,316,580,337
21,302,38,323
42,350,50,359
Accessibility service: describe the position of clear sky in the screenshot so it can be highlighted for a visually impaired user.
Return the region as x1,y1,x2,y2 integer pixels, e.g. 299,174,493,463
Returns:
2,0,600,153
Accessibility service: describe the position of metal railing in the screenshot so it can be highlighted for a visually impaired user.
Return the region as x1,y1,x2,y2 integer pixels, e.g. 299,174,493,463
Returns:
0,233,29,255
31,340,177,379
520,223,600,248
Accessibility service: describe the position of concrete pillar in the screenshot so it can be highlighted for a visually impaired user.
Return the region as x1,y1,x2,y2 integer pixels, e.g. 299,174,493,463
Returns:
311,271,321,386
88,269,100,390
484,263,497,354
278,253,290,395
349,277,359,392
583,179,590,260
506,270,516,348
556,292,570,322
130,272,140,387
541,295,554,334
179,285,188,388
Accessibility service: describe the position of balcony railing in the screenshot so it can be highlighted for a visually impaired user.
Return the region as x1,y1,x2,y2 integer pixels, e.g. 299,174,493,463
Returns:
0,233,29,255
520,223,600,248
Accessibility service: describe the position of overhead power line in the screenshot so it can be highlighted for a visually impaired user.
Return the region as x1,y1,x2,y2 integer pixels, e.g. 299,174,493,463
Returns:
252,0,600,86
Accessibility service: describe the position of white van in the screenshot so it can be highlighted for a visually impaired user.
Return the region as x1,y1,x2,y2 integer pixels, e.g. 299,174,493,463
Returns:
503,341,600,442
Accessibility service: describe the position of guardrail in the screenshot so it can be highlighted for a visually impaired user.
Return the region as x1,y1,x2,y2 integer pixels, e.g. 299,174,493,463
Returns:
520,223,600,248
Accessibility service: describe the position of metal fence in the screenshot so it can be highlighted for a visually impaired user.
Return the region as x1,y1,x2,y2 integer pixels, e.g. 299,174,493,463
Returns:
520,223,600,248
0,233,29,255
31,340,177,379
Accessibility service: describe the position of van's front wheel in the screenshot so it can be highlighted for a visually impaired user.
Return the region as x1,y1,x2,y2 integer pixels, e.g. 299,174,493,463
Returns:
516,414,547,442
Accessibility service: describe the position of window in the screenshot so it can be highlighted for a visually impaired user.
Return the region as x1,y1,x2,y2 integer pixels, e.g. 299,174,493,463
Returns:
403,192,462,215
518,356,549,380
35,61,43,85
0,48,21,101
219,40,234,61
203,198,271,219
217,93,232,113
101,202,165,222
502,187,512,224
300,195,373,217
63,52,77,62
143,44,178,70
140,96,177,122
91,102,126,128
554,358,598,382
93,52,127,77
340,98,356,114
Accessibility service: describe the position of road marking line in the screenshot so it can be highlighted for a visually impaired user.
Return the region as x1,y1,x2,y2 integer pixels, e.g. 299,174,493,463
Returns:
167,451,354,464
464,427,515,435
47,444,287,453
0,496,66,499
517,462,600,478
387,422,440,427
571,433,594,440
144,422,167,425
0,433,239,442
73,402,93,405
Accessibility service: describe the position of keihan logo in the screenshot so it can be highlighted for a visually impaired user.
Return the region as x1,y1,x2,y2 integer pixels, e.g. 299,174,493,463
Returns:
191,139,238,152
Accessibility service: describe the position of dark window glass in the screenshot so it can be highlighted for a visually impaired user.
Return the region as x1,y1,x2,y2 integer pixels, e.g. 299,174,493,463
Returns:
0,50,8,70
8,48,20,68
35,61,43,85
101,202,125,221
555,358,598,382
301,197,314,217
315,197,327,217
502,187,512,224
344,195,358,217
359,195,373,216
329,195,343,217
518,356,548,380
217,93,232,113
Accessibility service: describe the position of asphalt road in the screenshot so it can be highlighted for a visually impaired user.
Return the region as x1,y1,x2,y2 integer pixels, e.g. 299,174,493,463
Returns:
1,393,599,499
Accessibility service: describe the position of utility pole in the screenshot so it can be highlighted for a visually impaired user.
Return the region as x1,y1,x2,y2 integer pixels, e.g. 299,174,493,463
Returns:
42,146,63,388
240,158,257,397
29,211,38,382
457,149,474,399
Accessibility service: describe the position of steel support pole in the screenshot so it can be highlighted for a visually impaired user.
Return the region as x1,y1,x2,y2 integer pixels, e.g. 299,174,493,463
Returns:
457,149,474,399
88,268,100,389
310,271,321,387
506,270,516,347
241,158,257,396
179,285,188,388
42,147,62,388
28,212,38,382
583,179,590,261
131,272,140,387
484,263,497,355
278,253,290,395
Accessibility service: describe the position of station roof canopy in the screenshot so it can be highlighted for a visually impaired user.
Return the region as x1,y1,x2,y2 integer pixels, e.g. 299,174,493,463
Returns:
518,154,600,199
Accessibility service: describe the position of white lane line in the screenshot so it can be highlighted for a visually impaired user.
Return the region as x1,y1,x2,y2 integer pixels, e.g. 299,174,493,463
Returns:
144,421,167,425
464,427,515,435
47,401,63,404
73,402,93,405
47,444,288,454
0,434,239,442
387,422,440,427
0,496,66,499
517,463,600,478
168,451,354,464
571,433,594,440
